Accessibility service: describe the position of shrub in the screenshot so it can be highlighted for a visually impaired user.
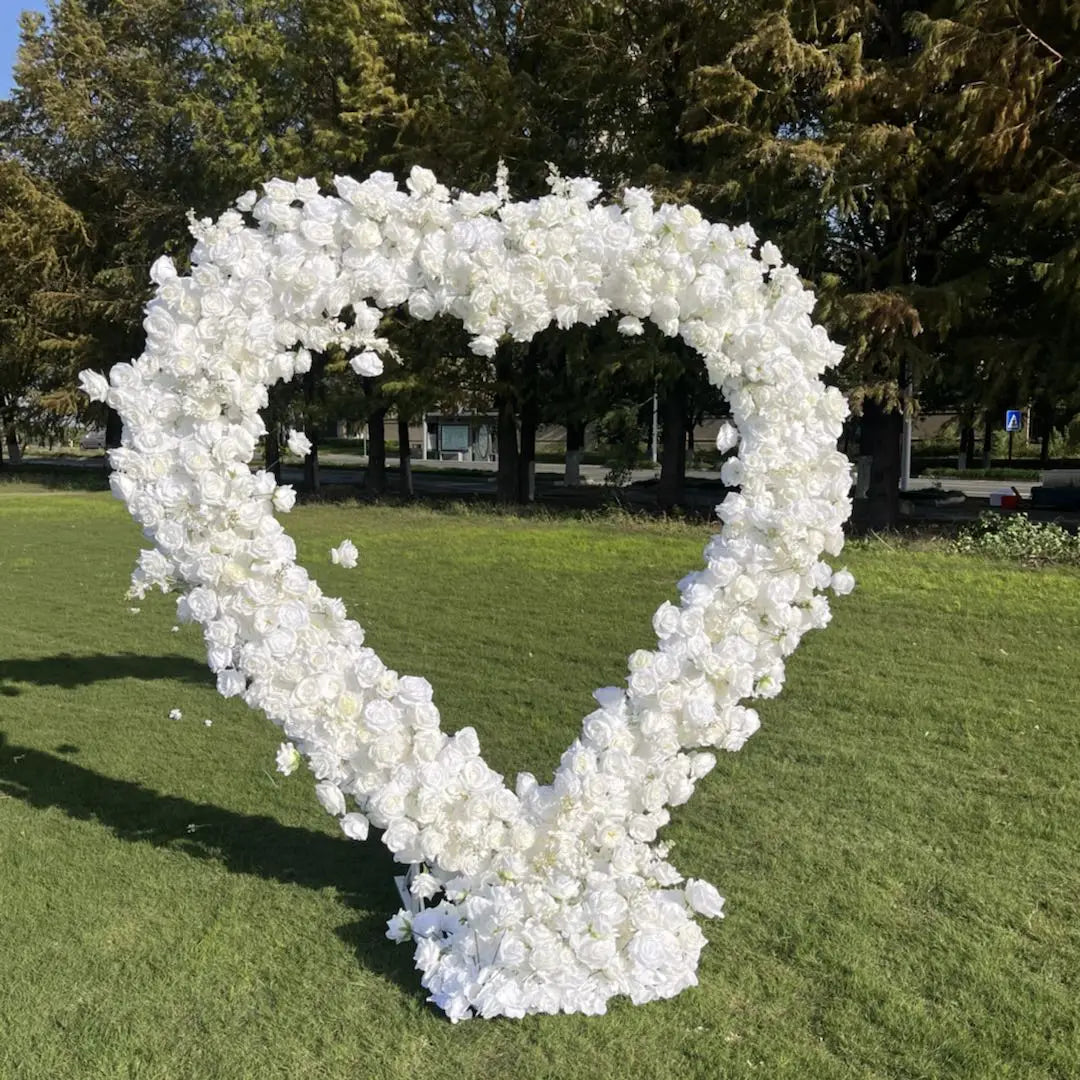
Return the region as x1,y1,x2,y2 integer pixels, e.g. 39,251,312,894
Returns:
953,512,1080,565
924,467,1041,480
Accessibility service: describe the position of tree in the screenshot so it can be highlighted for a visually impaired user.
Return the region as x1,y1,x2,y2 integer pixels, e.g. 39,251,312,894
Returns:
668,0,1080,525
0,160,87,465
2,0,421,463
191,0,434,484
391,1,669,503
1,0,227,448
188,0,421,191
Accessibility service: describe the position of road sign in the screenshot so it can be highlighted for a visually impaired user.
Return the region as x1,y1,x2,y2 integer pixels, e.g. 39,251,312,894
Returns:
1005,409,1022,432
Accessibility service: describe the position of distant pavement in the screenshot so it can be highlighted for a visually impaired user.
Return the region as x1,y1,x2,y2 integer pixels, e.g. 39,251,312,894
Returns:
310,455,1049,501
905,476,1036,499
20,453,1041,500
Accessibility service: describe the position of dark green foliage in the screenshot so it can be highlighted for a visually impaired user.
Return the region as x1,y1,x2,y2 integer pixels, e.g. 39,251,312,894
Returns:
2,1,1079,506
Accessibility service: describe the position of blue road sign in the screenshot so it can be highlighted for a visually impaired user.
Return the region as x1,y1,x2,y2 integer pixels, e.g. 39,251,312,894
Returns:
1005,409,1022,432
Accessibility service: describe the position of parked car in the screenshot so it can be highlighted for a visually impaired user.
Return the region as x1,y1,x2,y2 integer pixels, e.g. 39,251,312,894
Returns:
79,429,106,450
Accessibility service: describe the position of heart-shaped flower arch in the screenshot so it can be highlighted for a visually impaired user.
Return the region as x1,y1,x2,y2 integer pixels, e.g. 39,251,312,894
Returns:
80,166,853,1021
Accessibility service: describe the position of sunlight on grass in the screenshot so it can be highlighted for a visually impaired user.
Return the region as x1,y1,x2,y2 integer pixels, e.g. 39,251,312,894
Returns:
1,493,1078,1079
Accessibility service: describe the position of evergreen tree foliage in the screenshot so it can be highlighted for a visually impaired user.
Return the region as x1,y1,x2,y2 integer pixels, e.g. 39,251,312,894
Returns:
1,0,1078,509
0,159,87,462
680,0,1080,520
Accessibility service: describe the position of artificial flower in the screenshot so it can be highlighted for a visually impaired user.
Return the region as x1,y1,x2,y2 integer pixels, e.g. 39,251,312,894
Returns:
84,168,853,1021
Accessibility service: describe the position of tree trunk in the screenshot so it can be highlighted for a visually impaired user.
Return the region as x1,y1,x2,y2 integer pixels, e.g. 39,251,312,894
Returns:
367,406,387,495
658,379,687,510
495,390,519,502
4,425,22,465
398,415,413,497
565,419,586,486
958,425,975,471
303,437,320,493
301,360,322,493
0,428,5,468
265,423,282,485
517,395,538,503
854,398,901,530
1036,401,1054,467
105,406,122,466
982,419,993,469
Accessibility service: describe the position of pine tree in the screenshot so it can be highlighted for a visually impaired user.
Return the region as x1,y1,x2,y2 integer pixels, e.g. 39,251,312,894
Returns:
679,0,1080,524
0,160,87,464
2,0,420,465
1,0,224,445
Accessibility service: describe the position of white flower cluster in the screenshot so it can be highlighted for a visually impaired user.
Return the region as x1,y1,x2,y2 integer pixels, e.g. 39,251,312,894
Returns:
80,167,853,1021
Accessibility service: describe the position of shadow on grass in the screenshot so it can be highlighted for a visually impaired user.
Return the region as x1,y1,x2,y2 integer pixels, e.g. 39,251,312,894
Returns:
0,653,212,695
0,732,417,995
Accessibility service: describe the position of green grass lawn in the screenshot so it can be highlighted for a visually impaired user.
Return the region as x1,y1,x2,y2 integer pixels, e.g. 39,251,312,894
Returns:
1,492,1078,1080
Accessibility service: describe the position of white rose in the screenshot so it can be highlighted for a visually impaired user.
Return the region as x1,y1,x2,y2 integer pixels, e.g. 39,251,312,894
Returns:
685,878,725,918
78,369,110,402
715,422,739,453
409,872,442,901
315,780,347,817
206,644,233,672
370,734,407,769
576,934,617,970
286,428,312,457
349,351,383,377
265,627,297,657
217,669,246,697
582,709,619,749
397,675,433,705
408,289,438,321
150,254,178,284
385,912,412,943
272,485,296,512
186,587,218,622
329,539,358,568
263,177,296,202
830,569,855,596
759,240,783,267
626,929,680,973
383,819,419,854
340,812,370,840
460,758,492,792
406,165,438,195
652,602,680,638
275,741,300,776
412,728,444,762
301,218,335,246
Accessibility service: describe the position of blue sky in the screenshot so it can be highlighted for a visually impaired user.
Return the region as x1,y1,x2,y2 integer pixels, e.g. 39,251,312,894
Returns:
2,1,49,98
